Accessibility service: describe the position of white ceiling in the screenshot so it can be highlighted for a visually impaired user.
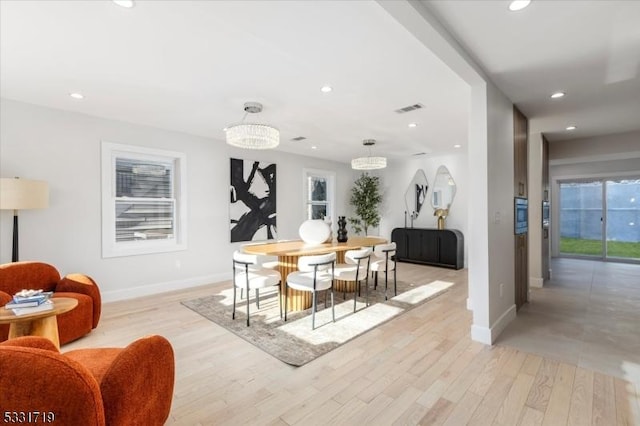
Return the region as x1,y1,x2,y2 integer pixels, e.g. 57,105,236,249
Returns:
0,0,470,165
424,0,640,142
2,1,638,164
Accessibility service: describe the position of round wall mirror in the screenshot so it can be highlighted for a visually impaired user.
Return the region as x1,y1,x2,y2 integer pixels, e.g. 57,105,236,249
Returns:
404,169,429,219
431,165,456,210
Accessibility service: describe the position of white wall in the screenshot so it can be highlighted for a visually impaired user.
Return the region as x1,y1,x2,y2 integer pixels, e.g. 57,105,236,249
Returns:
0,99,354,301
484,82,517,336
380,152,469,265
550,130,640,165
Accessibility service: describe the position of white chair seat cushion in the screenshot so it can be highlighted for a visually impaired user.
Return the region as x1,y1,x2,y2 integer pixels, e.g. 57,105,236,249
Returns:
235,268,281,289
333,264,368,281
287,271,333,292
370,259,395,272
261,259,280,270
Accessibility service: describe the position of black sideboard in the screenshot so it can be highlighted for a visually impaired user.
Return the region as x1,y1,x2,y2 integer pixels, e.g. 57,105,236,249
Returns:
391,228,464,270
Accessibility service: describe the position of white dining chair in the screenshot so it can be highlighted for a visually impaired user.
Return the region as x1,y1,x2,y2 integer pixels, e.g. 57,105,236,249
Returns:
333,247,372,311
232,250,282,326
238,249,279,300
285,252,336,330
370,242,397,300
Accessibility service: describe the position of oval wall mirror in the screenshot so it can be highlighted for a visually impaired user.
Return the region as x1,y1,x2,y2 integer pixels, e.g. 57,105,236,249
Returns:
431,165,456,210
404,169,429,219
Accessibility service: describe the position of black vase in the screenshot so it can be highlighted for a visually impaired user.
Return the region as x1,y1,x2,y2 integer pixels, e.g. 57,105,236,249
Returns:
337,216,348,242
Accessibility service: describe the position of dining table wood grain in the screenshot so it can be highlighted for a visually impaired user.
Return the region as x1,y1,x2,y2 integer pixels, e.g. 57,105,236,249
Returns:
243,236,387,311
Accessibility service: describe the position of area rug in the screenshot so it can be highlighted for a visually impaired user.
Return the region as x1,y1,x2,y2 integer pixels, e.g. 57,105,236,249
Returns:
181,278,454,366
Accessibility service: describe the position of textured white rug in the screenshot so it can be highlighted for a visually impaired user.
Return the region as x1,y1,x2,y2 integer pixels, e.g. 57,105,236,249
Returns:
182,279,454,366
279,302,404,345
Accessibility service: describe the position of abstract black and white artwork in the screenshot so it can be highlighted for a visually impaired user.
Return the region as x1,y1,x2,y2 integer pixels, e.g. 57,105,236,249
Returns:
230,158,277,242
415,182,427,215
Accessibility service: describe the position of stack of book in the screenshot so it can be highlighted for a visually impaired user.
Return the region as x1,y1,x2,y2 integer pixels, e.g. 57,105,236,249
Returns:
4,290,54,316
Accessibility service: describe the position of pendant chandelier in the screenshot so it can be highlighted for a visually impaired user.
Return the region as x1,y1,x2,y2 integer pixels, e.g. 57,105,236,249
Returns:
225,102,280,149
351,139,387,170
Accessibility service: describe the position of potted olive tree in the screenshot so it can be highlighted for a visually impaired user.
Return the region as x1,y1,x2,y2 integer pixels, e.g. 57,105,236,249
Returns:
349,173,382,235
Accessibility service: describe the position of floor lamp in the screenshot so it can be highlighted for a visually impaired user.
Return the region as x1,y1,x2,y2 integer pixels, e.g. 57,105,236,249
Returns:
0,177,49,262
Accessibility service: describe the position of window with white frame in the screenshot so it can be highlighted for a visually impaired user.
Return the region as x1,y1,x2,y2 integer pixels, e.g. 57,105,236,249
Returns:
304,169,335,221
101,142,187,257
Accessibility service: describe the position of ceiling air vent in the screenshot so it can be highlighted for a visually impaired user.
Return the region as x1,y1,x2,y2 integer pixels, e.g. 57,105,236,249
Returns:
412,152,427,157
291,136,307,141
394,103,424,114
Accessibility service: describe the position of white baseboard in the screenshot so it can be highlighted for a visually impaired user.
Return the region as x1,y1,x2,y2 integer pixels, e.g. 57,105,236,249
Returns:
466,298,473,310
530,277,543,288
471,324,492,345
101,272,232,303
470,304,517,345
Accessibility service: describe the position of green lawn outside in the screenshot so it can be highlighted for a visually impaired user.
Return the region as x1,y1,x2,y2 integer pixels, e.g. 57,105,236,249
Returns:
560,237,640,259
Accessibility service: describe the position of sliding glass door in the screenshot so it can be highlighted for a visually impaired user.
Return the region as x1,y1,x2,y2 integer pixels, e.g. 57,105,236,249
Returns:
605,179,640,261
559,181,603,257
559,178,640,262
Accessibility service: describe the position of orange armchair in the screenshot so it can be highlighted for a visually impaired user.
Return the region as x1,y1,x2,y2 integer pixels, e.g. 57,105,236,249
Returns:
0,335,175,426
0,261,101,345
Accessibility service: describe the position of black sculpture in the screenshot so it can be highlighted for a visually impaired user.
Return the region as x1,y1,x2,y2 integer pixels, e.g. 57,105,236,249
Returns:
337,216,348,242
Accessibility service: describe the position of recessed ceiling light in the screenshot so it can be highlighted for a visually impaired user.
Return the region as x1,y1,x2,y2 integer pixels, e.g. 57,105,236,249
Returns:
408,123,417,128
320,85,332,93
69,92,84,99
454,144,461,148
311,146,318,150
551,91,565,99
113,0,135,8
509,0,531,11
566,125,577,131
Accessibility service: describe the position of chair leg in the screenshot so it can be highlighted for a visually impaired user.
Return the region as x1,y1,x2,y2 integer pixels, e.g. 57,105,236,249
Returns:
374,271,378,289
331,287,335,323
353,281,358,312
365,277,369,306
278,284,283,319
256,289,260,309
232,285,237,320
393,266,397,296
246,282,250,327
384,268,389,301
284,283,288,322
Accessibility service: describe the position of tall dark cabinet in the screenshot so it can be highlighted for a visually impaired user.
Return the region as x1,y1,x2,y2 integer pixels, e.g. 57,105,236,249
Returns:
542,135,550,281
391,228,464,270
514,106,529,310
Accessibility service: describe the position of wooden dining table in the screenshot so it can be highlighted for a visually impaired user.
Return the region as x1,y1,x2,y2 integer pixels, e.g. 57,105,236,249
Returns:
243,236,387,311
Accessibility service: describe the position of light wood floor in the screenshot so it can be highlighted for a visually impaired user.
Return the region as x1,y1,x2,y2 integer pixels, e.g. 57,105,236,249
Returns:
64,263,640,425
498,258,640,387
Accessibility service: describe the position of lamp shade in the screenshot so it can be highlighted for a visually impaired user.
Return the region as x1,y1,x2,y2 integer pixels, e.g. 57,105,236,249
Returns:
0,178,49,210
